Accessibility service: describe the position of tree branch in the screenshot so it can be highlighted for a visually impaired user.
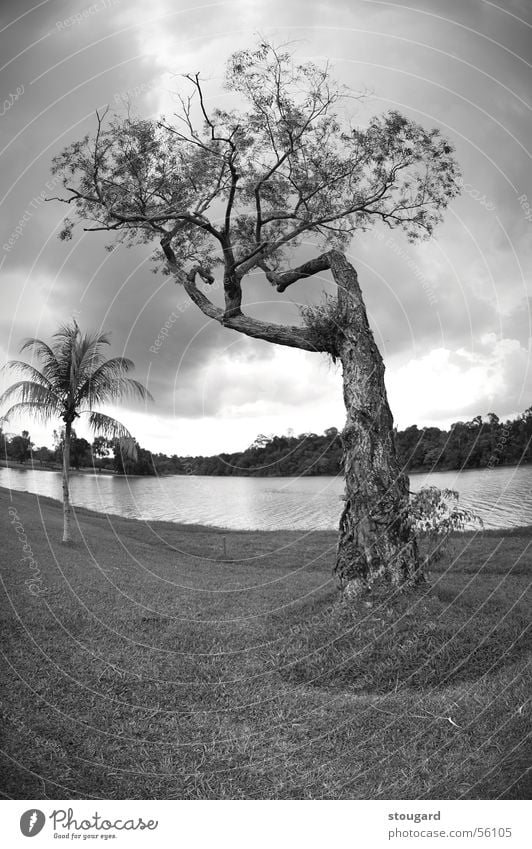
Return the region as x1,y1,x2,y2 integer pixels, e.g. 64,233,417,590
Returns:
183,275,321,351
258,254,332,291
160,236,322,352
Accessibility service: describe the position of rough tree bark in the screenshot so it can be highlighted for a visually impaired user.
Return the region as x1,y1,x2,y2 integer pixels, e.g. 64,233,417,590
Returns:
328,252,422,595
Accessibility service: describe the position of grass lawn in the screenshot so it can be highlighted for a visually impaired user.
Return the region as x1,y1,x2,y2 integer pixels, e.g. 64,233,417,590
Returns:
0,486,530,800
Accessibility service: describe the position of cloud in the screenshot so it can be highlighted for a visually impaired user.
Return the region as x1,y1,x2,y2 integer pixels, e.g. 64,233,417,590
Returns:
197,346,340,418
0,0,530,454
387,334,530,427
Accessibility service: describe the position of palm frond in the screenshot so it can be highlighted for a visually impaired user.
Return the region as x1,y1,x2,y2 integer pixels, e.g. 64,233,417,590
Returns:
119,378,153,403
79,375,153,408
44,322,104,397
19,339,62,383
75,330,113,385
54,321,82,395
76,357,136,404
0,401,59,426
2,360,53,389
85,411,133,440
20,337,56,358
52,320,81,348
0,380,60,411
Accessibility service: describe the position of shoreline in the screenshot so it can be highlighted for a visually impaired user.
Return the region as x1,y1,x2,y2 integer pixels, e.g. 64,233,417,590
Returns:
1,457,530,478
1,484,531,538
0,458,115,475
0,485,307,536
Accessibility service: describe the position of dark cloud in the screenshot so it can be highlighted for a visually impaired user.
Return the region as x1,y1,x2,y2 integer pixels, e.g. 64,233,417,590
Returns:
1,0,530,452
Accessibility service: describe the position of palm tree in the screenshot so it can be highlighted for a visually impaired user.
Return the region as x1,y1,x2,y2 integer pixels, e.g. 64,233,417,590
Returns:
0,320,152,542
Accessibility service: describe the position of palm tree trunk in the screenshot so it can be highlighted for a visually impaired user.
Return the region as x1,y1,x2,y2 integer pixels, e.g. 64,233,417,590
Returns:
329,252,423,595
62,421,72,543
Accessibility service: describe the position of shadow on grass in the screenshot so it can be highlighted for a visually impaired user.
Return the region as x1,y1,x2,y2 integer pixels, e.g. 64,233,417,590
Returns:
278,589,530,693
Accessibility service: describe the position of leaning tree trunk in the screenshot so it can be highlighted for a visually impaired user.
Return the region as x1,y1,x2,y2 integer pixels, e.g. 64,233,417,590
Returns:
62,421,73,543
173,248,423,595
329,252,423,596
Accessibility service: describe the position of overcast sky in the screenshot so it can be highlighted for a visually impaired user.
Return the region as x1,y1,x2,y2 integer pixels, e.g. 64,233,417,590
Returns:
1,0,531,456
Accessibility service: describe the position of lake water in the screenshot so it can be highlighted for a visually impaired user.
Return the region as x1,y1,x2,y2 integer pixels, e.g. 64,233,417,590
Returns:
1,465,531,531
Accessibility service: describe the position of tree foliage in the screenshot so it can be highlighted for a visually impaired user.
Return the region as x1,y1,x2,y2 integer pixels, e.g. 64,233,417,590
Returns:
8,429,32,463
409,486,482,569
112,439,155,475
51,41,460,337
53,427,92,469
395,410,532,470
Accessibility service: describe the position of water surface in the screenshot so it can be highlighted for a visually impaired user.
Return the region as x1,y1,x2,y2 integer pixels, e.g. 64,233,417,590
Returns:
1,465,530,531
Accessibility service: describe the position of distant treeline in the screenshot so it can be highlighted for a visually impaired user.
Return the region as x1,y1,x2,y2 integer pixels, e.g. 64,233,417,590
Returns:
171,409,532,477
3,409,531,477
395,410,532,473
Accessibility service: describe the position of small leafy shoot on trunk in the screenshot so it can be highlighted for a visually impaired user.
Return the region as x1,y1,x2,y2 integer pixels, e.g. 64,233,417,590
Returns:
409,486,483,570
